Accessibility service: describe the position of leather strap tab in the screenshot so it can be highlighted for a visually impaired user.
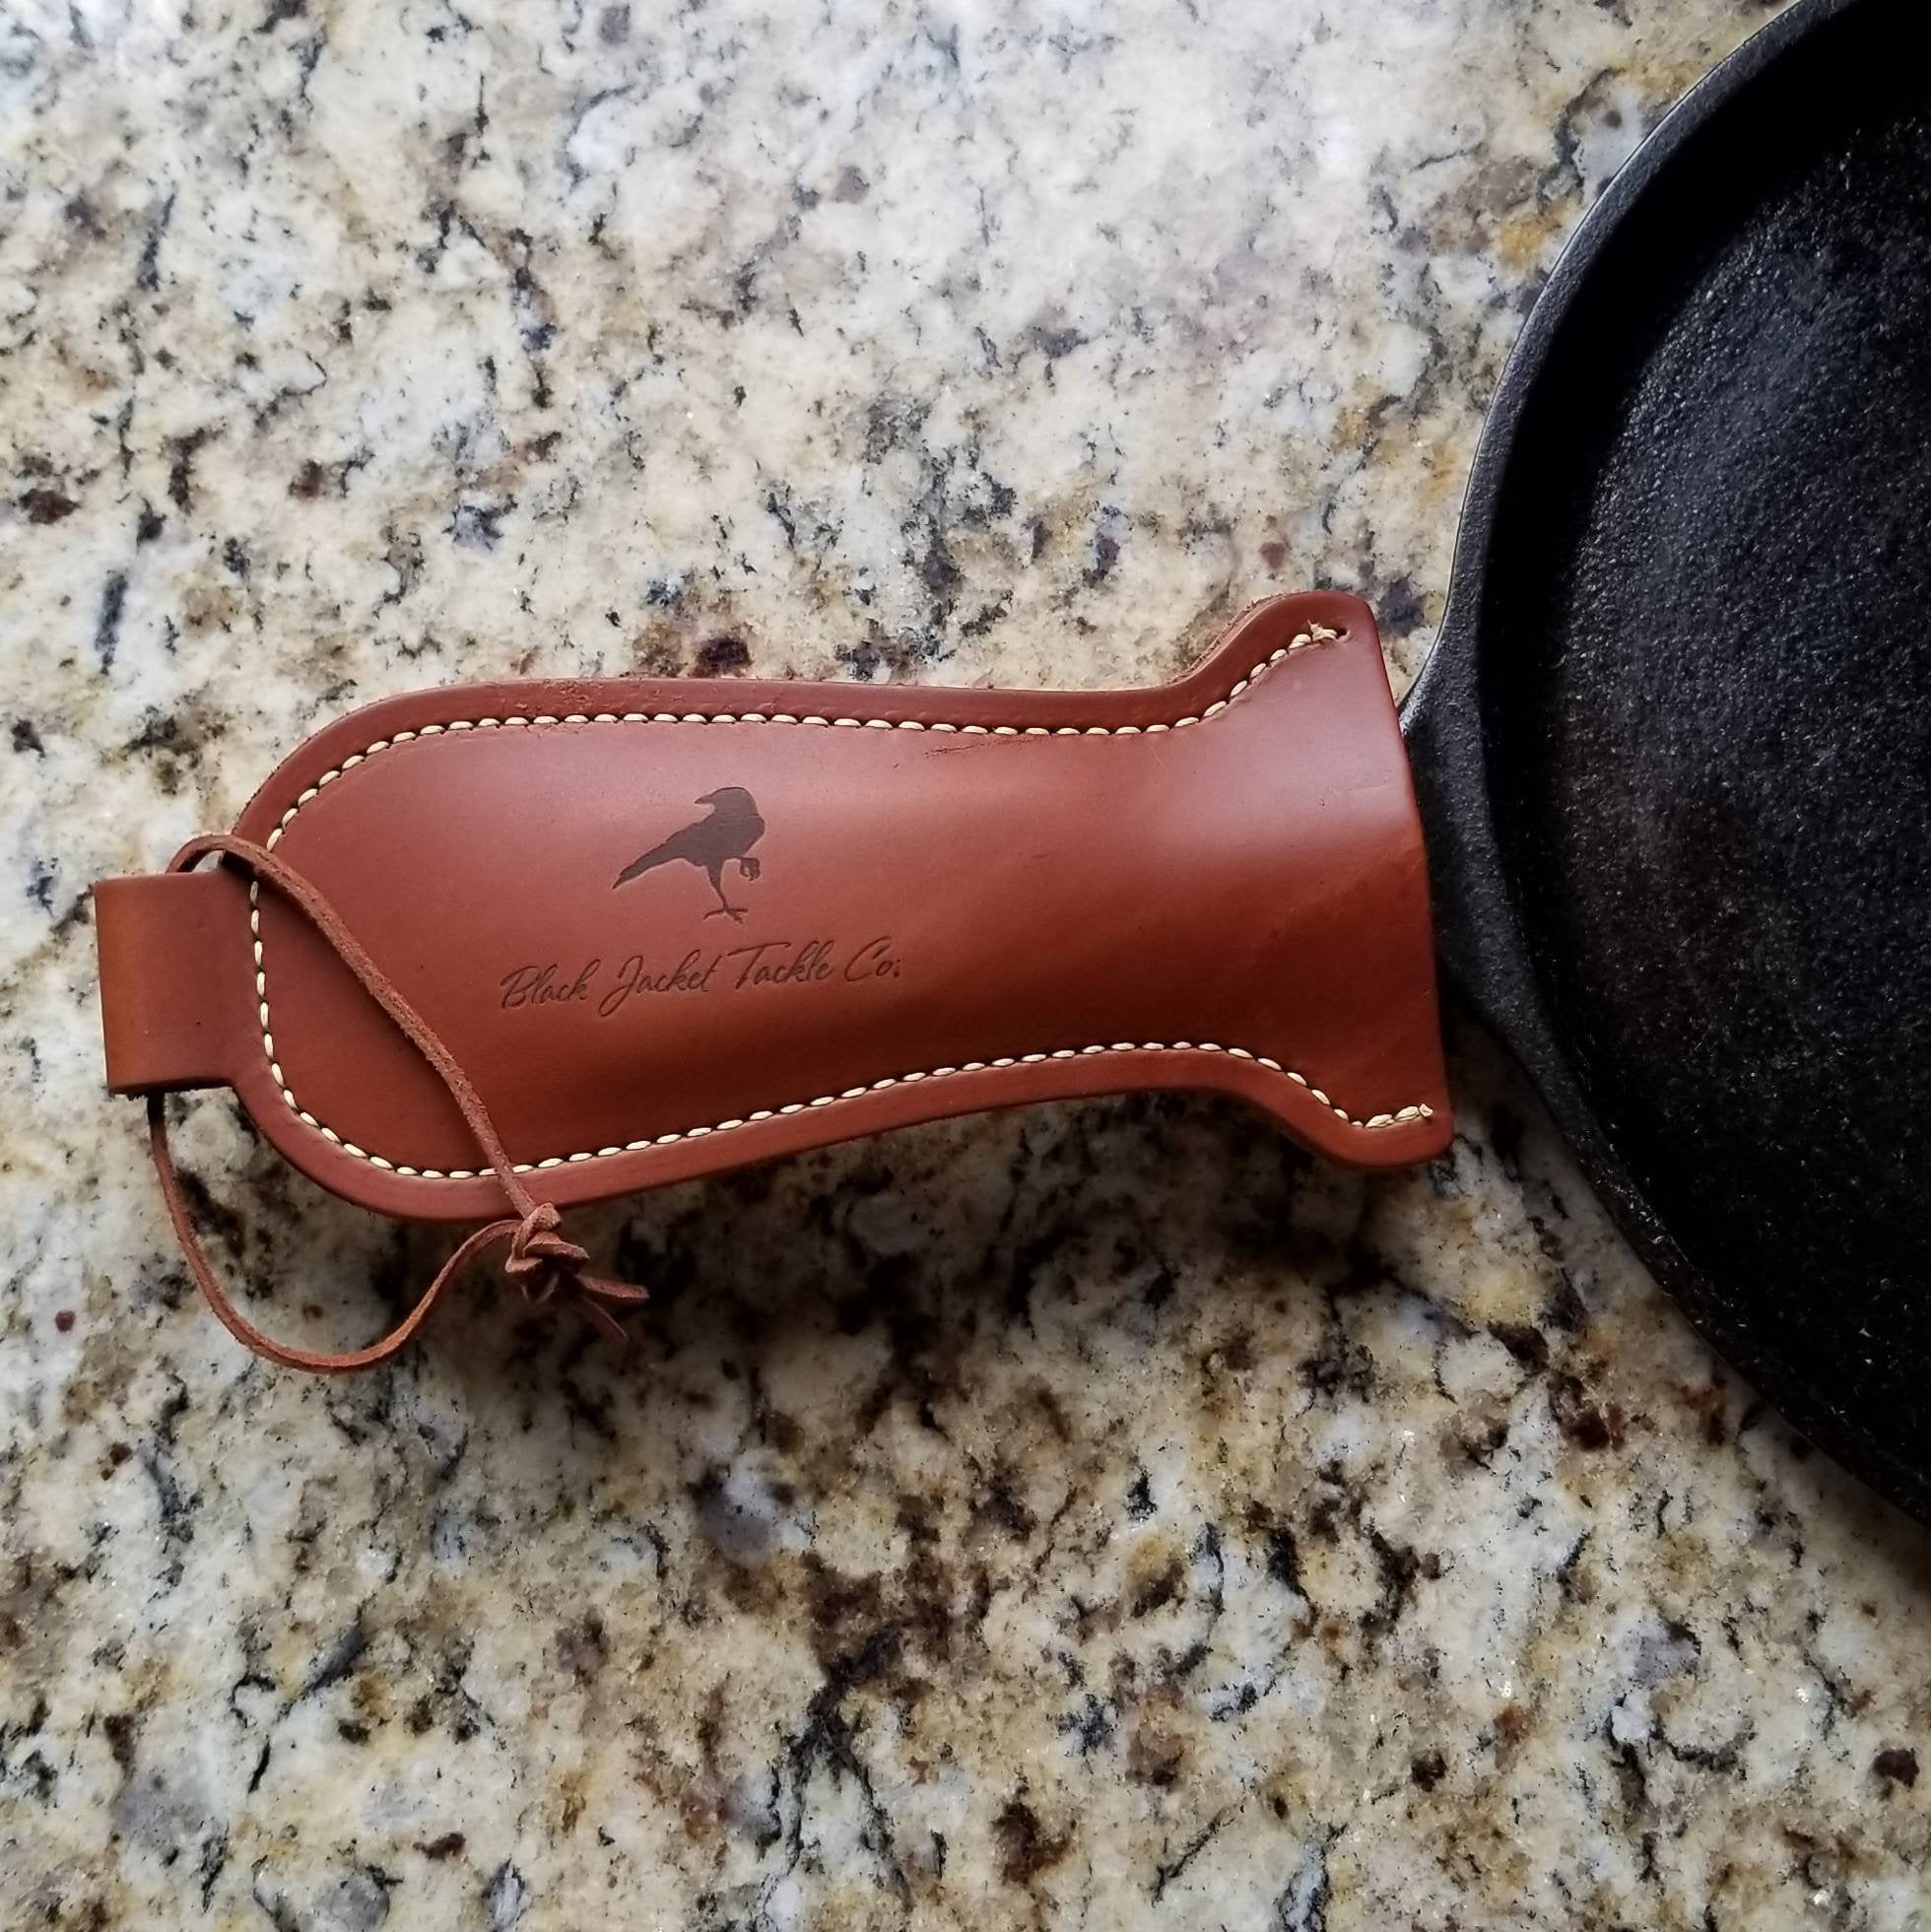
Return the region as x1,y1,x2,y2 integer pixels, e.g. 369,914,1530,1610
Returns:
96,869,254,1096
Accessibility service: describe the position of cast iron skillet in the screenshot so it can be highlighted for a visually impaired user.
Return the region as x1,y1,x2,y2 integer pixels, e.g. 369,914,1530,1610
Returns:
1401,0,1930,1520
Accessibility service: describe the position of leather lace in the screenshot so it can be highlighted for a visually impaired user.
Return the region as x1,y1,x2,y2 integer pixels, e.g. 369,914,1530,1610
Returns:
146,833,647,1373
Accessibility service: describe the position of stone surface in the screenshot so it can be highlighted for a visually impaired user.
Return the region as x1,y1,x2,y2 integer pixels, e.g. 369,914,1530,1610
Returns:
3,1,1927,1927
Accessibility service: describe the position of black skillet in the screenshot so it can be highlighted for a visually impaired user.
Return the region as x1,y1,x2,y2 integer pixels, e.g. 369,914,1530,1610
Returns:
1400,0,1930,1519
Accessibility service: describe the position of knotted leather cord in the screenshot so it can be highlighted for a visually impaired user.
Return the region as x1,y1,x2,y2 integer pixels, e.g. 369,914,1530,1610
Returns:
146,832,647,1373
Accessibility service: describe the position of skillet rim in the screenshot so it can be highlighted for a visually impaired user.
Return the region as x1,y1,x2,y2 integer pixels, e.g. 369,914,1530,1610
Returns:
1395,0,1929,1522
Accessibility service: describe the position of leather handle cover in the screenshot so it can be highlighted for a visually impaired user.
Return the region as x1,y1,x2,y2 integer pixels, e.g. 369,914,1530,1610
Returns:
97,592,1451,1220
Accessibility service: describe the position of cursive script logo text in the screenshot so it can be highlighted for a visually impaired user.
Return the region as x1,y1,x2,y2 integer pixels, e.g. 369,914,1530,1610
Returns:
498,936,902,1019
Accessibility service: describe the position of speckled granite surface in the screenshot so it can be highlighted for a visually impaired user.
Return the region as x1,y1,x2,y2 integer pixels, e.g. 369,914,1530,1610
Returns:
3,1,1928,1927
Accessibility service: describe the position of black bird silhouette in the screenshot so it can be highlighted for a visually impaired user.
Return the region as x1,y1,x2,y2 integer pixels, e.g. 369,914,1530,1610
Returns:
613,786,766,921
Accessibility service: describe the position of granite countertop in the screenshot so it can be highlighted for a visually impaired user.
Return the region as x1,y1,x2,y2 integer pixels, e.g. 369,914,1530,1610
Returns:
4,2,1928,1927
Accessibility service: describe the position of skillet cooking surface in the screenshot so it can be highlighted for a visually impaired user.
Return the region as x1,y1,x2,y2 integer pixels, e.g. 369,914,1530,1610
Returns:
1461,1,1930,1508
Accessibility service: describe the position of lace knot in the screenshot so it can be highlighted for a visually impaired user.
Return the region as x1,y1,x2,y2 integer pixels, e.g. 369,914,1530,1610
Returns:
502,1201,590,1305
499,1200,650,1345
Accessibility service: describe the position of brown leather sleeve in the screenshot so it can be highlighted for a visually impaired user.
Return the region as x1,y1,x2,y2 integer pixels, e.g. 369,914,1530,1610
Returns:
96,592,1451,1220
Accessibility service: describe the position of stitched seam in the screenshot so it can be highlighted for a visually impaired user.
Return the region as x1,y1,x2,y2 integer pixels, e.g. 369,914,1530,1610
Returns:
247,621,1432,1177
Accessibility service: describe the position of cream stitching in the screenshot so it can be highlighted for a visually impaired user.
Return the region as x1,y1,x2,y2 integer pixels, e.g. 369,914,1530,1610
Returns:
247,622,1433,1178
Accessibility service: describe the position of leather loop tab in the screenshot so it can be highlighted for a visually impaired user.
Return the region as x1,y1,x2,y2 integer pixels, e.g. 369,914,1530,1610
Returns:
96,868,252,1095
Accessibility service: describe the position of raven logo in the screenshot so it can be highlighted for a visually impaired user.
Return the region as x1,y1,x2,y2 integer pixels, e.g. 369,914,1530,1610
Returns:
613,786,766,922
